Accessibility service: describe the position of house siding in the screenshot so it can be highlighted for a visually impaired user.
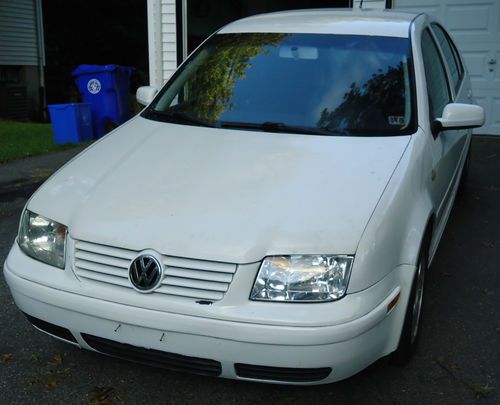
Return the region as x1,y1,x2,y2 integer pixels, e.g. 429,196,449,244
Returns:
161,0,177,83
0,0,39,66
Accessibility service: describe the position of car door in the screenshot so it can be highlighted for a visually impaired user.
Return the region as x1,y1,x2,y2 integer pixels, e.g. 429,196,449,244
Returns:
421,26,469,231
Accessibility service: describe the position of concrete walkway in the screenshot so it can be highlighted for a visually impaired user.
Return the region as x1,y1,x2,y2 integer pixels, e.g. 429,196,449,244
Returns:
0,145,87,185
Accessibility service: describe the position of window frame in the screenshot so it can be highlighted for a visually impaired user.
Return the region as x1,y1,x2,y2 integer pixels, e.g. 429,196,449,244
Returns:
421,26,453,125
429,23,464,96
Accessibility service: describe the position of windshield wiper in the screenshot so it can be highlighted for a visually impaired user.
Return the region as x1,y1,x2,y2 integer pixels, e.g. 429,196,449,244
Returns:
219,121,333,136
147,110,215,127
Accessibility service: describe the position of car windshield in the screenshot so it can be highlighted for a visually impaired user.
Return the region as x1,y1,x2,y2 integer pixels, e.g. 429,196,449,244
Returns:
144,33,414,136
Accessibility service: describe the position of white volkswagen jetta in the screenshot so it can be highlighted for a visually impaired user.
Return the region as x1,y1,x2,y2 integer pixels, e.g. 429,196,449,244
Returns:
4,9,484,384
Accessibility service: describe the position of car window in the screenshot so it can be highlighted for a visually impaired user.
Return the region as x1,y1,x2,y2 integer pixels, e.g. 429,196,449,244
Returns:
144,33,415,136
431,23,463,94
421,28,451,121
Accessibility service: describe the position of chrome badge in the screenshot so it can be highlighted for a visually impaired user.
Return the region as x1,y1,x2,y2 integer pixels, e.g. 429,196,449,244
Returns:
129,254,163,292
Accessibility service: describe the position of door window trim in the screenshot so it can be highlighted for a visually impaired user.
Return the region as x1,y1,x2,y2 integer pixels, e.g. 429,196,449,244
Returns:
429,23,464,98
421,26,452,125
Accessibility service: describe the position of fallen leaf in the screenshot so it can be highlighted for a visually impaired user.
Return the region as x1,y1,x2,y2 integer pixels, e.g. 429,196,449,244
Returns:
471,383,495,399
44,377,60,391
29,378,41,385
441,271,452,277
0,353,14,363
52,353,63,364
447,361,461,373
481,241,494,248
88,386,115,405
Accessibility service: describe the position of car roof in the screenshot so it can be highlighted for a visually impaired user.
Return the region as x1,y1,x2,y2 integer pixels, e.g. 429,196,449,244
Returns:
219,8,421,38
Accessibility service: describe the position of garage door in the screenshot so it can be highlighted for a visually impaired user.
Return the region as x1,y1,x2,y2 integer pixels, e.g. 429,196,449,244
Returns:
394,0,500,135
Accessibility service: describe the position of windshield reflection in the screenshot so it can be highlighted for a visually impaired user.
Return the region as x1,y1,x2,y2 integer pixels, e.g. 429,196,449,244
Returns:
146,33,414,136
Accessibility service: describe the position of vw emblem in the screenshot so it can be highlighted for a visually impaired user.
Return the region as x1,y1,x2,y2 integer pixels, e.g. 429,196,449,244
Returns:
129,254,163,292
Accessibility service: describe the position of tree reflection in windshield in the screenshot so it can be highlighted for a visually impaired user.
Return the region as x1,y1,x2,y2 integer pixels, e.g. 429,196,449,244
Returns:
174,33,287,123
317,62,407,134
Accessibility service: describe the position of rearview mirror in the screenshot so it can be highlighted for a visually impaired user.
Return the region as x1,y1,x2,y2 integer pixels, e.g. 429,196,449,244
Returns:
136,86,158,106
432,103,485,136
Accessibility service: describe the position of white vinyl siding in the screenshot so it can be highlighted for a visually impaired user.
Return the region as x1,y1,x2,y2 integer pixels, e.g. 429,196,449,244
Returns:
0,0,39,66
148,0,177,88
161,0,177,83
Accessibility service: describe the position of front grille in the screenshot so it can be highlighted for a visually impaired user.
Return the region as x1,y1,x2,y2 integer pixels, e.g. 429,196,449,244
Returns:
73,240,237,301
82,334,222,377
235,363,331,382
24,313,78,344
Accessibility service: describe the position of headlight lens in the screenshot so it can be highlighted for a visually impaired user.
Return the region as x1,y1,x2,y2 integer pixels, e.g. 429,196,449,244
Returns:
250,255,353,302
18,210,67,269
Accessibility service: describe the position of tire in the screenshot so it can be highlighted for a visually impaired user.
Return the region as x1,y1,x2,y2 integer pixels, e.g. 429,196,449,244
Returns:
457,143,471,197
390,235,429,365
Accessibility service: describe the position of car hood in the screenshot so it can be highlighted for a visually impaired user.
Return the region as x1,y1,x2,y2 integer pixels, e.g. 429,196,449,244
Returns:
29,116,410,264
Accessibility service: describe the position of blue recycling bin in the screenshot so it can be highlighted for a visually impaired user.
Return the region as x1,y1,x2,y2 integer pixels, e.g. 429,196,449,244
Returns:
47,103,93,144
72,64,135,138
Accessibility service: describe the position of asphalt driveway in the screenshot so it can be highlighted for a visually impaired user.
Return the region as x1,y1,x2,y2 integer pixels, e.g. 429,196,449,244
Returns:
0,137,498,405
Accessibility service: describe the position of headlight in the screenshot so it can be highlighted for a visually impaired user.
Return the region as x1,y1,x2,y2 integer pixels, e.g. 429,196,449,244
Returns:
18,210,67,269
250,255,353,302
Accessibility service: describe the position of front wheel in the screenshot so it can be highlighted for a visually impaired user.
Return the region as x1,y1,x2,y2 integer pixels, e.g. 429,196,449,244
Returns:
390,237,429,365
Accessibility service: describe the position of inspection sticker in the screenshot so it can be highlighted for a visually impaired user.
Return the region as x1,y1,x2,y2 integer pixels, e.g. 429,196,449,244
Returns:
388,116,405,126
87,78,101,94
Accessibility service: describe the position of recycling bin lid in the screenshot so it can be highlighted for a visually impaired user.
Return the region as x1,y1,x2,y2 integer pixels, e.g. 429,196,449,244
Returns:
72,64,135,77
48,102,92,110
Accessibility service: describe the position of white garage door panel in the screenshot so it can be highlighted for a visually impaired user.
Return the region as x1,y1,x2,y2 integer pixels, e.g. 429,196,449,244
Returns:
394,6,440,15
446,4,490,31
493,98,500,127
462,51,489,82
394,0,500,135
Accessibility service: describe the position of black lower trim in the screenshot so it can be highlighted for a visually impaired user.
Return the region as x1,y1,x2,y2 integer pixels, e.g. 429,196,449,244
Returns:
81,334,221,377
24,313,78,344
235,363,331,382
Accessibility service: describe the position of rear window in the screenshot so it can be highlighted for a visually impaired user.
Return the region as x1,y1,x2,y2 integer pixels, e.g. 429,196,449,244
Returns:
144,33,415,136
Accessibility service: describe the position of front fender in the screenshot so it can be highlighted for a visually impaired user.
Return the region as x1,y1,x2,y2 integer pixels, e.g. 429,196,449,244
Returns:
348,129,434,293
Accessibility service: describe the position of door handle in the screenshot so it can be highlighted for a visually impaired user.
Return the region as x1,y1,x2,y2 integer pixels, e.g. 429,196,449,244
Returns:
488,58,497,72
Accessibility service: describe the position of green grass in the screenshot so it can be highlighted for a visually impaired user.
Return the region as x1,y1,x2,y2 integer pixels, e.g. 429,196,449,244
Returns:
0,120,91,163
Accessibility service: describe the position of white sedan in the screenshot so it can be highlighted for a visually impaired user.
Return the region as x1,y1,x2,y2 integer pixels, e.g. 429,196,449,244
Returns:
4,9,484,384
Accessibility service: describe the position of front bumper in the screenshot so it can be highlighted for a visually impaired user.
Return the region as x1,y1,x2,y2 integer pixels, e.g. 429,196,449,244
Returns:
4,244,415,385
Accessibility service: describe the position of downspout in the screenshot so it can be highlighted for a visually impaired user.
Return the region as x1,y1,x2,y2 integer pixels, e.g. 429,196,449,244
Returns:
35,0,47,120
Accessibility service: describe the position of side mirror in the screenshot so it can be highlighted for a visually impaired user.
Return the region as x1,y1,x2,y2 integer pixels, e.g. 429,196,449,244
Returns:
136,86,158,106
432,103,485,136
